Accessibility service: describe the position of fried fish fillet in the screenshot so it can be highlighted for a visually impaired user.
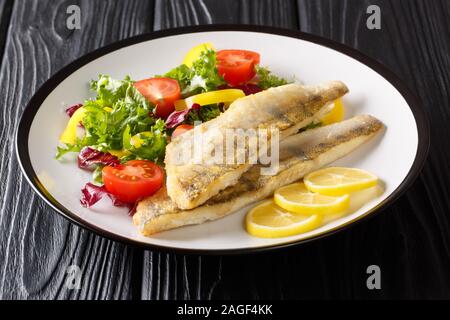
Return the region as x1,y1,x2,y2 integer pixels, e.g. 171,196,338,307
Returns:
165,81,349,210
134,115,383,235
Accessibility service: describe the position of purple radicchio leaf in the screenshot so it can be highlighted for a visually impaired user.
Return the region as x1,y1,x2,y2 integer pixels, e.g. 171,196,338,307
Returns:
65,103,83,117
218,83,262,96
80,183,109,208
80,182,136,214
77,147,120,171
165,103,201,129
233,83,262,95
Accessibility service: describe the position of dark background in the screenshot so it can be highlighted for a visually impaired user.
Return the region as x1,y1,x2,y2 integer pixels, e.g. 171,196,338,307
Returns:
0,0,449,299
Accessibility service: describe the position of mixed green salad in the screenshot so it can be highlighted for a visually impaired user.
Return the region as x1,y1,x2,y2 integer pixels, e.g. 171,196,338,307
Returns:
56,43,290,208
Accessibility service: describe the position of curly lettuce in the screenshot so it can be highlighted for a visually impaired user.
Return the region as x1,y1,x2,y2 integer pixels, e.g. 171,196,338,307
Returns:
256,66,290,89
57,75,167,164
163,49,225,96
186,104,222,124
122,119,167,162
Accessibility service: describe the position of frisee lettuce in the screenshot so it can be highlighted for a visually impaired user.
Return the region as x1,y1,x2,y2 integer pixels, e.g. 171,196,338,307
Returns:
122,119,167,162
163,49,225,96
92,166,104,185
56,143,81,159
57,75,168,164
299,121,322,133
256,66,290,89
186,104,222,124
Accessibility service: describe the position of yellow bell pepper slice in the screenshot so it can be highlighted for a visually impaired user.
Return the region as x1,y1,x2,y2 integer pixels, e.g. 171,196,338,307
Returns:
129,131,152,149
174,89,245,111
182,43,215,67
320,98,345,125
59,106,113,144
59,107,86,144
107,149,130,158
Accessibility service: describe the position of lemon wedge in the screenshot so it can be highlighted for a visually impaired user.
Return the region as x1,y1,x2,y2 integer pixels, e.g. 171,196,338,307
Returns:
304,167,378,196
320,98,344,125
274,182,349,215
182,43,215,67
246,200,322,238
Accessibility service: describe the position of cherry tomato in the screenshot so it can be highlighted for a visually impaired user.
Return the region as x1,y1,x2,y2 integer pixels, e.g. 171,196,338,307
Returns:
172,124,194,139
134,77,181,118
102,160,164,203
216,50,260,85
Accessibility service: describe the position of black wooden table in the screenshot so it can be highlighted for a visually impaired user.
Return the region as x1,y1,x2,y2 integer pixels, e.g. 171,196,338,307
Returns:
0,0,449,300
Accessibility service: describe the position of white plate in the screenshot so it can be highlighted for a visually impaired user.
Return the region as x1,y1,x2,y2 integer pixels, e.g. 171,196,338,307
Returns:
16,26,429,254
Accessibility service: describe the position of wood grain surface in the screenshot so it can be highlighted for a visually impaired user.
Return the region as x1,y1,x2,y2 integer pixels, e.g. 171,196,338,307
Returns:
0,0,449,300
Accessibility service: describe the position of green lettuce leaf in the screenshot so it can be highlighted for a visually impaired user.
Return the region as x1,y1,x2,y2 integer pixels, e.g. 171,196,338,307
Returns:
92,166,104,185
122,119,167,164
57,75,167,164
163,49,225,96
163,64,193,93
256,66,290,89
56,143,81,159
186,104,222,124
299,121,322,133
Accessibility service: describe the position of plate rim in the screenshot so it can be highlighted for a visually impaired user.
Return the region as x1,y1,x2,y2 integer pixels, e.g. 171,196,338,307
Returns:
15,25,430,255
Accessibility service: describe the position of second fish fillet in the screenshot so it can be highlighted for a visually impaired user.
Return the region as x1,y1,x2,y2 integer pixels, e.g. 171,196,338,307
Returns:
165,81,349,209
134,115,383,235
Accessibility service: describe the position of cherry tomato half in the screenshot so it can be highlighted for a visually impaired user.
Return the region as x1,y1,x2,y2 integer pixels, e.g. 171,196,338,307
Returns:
172,124,194,139
134,77,181,118
216,50,260,85
102,160,164,203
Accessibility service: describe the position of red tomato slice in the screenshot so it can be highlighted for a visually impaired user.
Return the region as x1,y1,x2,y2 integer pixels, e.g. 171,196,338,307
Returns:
172,124,194,139
216,50,260,85
134,77,181,119
102,160,164,203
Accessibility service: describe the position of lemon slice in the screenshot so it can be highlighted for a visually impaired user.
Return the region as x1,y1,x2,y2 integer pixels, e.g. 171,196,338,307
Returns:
304,167,378,196
274,182,349,215
182,43,215,67
246,200,322,238
320,98,344,125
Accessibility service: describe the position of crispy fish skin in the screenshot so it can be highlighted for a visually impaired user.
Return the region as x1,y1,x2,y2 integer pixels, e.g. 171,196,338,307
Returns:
165,81,349,210
134,115,384,235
